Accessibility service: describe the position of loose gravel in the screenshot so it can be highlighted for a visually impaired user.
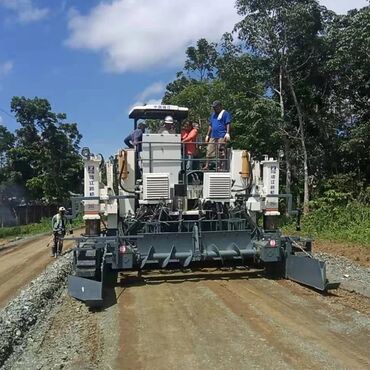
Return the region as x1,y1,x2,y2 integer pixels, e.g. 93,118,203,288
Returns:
0,252,73,367
316,251,370,298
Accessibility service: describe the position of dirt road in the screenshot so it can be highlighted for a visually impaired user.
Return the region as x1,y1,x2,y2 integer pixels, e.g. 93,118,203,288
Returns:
116,270,370,370
9,268,370,370
0,233,79,307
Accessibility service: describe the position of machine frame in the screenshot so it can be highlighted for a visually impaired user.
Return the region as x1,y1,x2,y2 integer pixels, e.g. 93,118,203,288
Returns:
67,104,338,307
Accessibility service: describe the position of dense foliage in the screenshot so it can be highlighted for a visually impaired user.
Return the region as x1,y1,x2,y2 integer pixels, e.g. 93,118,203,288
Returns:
0,97,83,204
162,1,370,214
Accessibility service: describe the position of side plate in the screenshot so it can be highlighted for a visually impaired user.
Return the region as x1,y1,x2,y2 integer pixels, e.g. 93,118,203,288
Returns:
68,275,103,307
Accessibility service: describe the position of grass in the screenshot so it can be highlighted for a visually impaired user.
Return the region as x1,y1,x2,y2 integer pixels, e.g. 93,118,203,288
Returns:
0,216,84,241
282,201,370,247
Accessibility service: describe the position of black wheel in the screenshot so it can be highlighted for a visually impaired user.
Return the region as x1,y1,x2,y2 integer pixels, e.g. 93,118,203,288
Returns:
264,262,284,279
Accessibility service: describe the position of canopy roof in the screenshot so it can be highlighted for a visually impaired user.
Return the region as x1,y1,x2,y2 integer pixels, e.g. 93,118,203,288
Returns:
129,104,189,121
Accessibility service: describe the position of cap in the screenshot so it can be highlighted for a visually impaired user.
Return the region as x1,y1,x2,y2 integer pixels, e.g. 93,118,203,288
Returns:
59,206,66,212
212,100,221,108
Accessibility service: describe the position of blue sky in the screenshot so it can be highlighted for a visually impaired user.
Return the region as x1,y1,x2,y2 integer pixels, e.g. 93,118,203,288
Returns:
0,0,368,157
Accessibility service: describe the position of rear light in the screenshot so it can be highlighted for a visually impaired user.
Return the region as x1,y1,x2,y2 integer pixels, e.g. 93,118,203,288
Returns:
269,239,277,247
119,245,127,254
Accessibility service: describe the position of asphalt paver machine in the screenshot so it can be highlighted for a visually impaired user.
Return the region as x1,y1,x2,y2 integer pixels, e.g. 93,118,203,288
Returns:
68,105,338,306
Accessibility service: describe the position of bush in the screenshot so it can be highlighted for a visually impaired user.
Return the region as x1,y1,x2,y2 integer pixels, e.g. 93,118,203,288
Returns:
283,190,370,246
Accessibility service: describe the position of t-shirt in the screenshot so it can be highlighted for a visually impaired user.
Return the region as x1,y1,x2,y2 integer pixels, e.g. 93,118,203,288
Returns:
52,214,66,232
158,127,175,134
209,110,232,138
132,128,144,152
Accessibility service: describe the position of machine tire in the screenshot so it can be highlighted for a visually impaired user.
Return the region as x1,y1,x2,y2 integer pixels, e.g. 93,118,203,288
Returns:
264,262,284,279
104,265,118,287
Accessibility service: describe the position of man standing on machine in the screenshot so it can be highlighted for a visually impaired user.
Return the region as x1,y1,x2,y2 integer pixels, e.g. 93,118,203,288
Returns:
124,122,146,152
181,121,199,170
203,101,232,170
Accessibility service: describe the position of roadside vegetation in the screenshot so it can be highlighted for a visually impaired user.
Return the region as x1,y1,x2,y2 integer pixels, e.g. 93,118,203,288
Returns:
0,217,84,242
284,200,370,246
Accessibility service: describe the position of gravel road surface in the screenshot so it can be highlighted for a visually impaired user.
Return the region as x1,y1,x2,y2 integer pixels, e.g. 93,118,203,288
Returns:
6,268,370,370
0,232,80,307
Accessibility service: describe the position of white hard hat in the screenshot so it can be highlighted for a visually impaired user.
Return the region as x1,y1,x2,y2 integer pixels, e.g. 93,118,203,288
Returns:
164,116,174,124
59,206,66,212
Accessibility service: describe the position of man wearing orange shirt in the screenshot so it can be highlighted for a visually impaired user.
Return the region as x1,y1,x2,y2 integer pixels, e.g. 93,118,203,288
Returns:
181,121,199,170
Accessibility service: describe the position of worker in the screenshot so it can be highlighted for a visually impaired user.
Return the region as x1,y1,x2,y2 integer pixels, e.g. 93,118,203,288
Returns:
124,122,146,152
51,206,68,258
203,101,232,170
181,121,199,170
158,116,176,134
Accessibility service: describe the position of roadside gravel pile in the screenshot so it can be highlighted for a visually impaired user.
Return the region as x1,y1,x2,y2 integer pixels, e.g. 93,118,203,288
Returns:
316,251,370,298
0,252,72,367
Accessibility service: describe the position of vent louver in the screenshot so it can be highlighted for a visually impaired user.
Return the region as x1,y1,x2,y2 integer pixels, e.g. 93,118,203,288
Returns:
143,173,170,200
203,173,231,200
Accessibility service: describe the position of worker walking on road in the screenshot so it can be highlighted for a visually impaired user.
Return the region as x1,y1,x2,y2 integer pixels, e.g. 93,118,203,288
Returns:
203,101,232,170
51,207,68,258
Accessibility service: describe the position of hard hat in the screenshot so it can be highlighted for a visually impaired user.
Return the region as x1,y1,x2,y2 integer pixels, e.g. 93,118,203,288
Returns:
164,116,174,124
59,206,66,212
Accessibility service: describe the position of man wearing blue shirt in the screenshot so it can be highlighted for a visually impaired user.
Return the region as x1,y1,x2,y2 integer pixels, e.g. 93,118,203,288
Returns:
124,122,146,152
203,101,232,170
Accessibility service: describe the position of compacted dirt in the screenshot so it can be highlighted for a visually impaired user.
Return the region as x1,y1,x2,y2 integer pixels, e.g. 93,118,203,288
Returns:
8,268,370,370
315,240,370,268
2,236,370,370
0,233,79,307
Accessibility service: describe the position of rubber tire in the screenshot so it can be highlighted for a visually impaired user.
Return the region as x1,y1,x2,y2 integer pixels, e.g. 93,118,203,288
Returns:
264,262,284,279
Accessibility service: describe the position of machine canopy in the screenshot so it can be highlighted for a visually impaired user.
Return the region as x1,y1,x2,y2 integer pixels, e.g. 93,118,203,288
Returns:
129,104,189,121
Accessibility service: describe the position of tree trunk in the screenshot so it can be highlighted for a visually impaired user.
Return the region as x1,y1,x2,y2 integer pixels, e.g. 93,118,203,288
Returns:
287,75,309,214
284,139,292,195
278,65,292,196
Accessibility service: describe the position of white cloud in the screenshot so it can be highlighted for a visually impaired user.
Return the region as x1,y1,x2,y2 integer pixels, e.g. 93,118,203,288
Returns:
0,0,49,23
66,0,240,73
66,0,368,73
129,82,165,112
0,61,13,77
319,0,369,14
137,82,165,101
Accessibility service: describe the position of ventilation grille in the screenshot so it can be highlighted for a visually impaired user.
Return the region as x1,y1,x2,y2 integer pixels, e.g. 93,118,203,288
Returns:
143,173,170,200
204,173,231,200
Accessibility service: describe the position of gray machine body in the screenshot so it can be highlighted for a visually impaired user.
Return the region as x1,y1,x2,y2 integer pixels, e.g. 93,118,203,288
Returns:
68,105,337,307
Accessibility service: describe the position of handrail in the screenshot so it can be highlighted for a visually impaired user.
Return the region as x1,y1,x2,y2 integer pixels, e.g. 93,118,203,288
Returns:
136,140,231,173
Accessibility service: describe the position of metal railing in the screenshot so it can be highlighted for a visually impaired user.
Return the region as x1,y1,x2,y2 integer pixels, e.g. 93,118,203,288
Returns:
138,140,231,173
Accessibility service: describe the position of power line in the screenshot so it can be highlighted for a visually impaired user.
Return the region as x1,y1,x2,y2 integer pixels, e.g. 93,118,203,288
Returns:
0,107,16,122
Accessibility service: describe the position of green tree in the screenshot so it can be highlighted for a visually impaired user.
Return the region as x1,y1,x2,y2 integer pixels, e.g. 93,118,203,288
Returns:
326,7,370,183
8,97,83,202
184,38,218,81
0,125,15,198
235,0,331,212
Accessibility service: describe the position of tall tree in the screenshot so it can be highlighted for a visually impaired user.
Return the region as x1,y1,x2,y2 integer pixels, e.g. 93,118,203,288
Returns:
184,38,218,81
326,7,370,183
235,0,330,212
8,97,83,202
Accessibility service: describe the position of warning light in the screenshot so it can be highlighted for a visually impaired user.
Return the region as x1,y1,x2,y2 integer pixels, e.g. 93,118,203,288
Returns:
269,239,277,247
